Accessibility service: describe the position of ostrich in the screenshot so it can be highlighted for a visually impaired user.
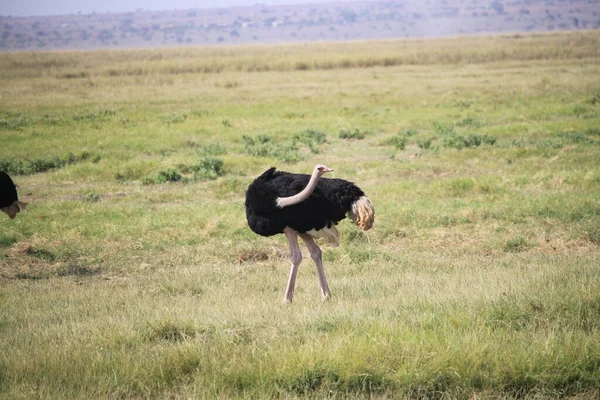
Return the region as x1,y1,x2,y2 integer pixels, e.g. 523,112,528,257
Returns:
245,164,374,303
1,171,28,219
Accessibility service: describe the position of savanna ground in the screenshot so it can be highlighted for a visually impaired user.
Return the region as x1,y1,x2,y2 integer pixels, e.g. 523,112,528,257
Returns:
1,31,600,399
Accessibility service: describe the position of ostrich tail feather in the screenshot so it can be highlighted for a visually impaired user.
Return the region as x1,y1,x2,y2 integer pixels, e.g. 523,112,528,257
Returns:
307,225,340,247
349,196,375,231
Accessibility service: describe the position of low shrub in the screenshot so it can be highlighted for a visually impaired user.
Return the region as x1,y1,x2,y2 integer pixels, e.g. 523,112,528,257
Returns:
192,156,224,180
417,137,434,149
293,129,328,153
442,133,496,149
200,143,227,156
0,152,99,175
155,168,183,183
242,135,301,163
339,128,366,140
159,114,187,124
84,193,101,202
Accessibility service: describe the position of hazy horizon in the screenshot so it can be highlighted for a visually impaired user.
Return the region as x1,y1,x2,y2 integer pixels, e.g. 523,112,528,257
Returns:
0,0,362,17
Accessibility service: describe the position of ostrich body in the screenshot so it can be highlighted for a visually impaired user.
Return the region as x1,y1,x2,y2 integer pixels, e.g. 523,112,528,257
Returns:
245,164,374,303
1,171,28,219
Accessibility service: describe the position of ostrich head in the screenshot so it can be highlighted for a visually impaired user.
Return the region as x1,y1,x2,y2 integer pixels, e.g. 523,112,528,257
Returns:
314,164,333,177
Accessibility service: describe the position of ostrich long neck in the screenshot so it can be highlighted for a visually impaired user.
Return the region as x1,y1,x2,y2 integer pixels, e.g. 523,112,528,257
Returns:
276,170,322,208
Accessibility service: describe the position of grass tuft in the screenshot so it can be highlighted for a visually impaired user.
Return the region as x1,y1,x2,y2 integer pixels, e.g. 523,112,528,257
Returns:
148,320,197,342
503,236,530,252
339,128,366,140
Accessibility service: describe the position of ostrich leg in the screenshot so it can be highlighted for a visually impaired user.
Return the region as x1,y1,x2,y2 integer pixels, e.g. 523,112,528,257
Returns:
283,227,302,303
299,233,331,301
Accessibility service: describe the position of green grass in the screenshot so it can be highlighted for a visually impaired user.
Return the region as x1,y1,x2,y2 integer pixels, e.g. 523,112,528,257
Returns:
1,31,600,399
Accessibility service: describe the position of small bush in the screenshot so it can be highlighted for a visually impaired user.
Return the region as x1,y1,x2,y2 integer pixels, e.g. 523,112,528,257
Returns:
339,128,365,140
155,168,182,183
293,129,328,153
200,143,227,156
242,135,271,157
457,116,482,127
399,128,417,137
0,236,18,249
159,113,187,124
433,122,456,136
84,193,101,202
442,134,467,149
242,135,302,163
480,134,497,146
442,134,496,149
381,129,416,149
0,152,97,175
417,137,434,149
273,145,302,163
556,131,595,145
586,127,600,136
242,135,274,158
0,110,33,131
535,138,564,149
192,156,224,180
72,109,115,122
190,109,212,117
390,135,406,150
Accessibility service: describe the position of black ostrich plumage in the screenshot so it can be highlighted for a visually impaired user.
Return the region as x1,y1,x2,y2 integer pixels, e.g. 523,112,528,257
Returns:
245,167,365,237
0,171,19,208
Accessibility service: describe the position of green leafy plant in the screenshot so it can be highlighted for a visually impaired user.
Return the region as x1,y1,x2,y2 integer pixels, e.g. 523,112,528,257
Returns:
155,168,183,183
417,137,434,149
192,156,224,180
0,152,99,175
339,128,366,140
159,113,187,124
242,135,302,163
442,133,496,149
84,193,101,202
200,143,228,156
293,129,328,153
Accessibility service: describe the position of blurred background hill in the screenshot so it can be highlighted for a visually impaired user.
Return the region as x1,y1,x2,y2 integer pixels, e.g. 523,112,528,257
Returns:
1,0,598,51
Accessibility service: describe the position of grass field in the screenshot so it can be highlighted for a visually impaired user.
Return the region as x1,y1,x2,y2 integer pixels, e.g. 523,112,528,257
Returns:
1,30,600,399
